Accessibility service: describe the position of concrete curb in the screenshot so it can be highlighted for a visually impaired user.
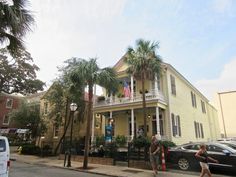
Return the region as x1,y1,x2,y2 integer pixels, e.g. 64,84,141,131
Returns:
15,158,121,177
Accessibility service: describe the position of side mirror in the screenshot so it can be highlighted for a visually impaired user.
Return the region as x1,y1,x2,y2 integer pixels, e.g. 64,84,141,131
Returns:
222,149,231,156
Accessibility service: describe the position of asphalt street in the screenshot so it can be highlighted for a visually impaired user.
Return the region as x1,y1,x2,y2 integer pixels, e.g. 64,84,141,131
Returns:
9,161,104,177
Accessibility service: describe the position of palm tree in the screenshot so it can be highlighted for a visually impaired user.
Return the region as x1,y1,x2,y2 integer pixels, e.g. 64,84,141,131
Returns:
125,39,162,137
0,0,34,56
70,58,118,169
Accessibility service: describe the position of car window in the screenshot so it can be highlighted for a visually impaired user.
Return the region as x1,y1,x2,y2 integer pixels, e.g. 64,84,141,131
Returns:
183,144,200,150
0,139,6,152
207,145,223,152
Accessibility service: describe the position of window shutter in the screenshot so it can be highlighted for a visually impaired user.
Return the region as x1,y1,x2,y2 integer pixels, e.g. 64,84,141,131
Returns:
177,116,181,137
171,113,176,136
194,121,197,138
200,123,204,138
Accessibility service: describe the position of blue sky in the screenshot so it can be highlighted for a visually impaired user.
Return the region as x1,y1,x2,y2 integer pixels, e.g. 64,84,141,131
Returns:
26,0,236,100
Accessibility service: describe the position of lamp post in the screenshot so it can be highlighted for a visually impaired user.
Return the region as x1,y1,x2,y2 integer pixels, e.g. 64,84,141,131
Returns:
67,102,77,167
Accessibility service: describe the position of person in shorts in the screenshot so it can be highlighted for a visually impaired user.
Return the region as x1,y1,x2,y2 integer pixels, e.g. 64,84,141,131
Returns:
149,136,160,176
195,144,218,177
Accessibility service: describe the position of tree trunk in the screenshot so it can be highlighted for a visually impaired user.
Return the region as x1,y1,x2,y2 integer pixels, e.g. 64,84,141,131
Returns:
53,98,70,155
141,70,147,137
83,84,93,169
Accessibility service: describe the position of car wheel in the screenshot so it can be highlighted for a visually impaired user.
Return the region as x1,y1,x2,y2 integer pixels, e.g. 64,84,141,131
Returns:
178,158,190,170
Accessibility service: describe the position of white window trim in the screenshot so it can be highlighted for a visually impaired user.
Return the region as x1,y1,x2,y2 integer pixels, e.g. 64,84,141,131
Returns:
53,124,59,138
6,98,13,109
2,115,10,125
172,114,181,137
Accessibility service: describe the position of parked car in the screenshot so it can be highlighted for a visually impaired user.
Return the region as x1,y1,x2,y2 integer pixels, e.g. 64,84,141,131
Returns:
218,141,236,150
0,136,10,177
167,142,236,173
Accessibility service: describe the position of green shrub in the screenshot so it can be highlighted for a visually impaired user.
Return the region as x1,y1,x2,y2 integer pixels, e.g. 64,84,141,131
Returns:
104,142,117,158
95,135,105,147
132,137,150,148
42,145,52,156
115,135,127,147
159,140,176,148
21,144,41,155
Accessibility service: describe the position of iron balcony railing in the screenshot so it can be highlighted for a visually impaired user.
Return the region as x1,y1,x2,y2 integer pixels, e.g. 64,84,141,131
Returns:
94,89,166,107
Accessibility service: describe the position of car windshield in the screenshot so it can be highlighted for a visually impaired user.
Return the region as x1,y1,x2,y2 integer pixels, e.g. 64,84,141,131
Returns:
218,143,236,153
221,143,236,150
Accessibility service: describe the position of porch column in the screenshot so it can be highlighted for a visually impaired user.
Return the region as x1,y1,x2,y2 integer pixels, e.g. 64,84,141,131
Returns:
131,75,134,101
156,106,161,139
109,111,113,125
131,108,135,140
154,74,158,96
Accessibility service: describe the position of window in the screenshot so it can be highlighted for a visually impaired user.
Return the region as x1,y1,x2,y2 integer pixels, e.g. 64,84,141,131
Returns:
191,91,197,108
3,115,10,125
201,100,206,113
0,139,6,152
44,102,48,115
53,123,59,137
194,121,204,138
171,114,181,137
184,144,200,150
152,115,164,136
207,145,223,153
6,98,13,108
170,75,176,95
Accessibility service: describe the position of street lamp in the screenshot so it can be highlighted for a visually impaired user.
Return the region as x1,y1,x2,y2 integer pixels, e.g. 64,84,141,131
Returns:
67,102,77,167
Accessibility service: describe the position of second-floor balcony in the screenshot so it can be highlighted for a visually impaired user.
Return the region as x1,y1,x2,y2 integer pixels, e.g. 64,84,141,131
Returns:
94,89,166,108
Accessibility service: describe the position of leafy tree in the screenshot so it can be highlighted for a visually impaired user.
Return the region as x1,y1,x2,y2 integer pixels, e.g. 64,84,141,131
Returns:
125,39,162,137
0,48,44,94
69,58,118,169
44,58,89,155
0,0,34,56
9,100,47,141
44,80,86,155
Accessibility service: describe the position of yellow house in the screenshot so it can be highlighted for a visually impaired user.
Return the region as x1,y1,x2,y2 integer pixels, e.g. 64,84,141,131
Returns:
38,85,104,151
213,91,236,138
93,56,221,145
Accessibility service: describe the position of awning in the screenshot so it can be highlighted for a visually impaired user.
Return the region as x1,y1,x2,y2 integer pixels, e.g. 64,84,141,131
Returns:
16,129,29,134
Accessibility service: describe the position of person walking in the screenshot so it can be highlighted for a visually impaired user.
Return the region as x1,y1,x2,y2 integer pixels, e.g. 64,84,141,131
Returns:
149,136,160,176
195,144,218,177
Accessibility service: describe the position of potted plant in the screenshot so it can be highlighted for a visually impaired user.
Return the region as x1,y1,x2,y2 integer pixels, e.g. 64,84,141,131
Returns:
117,93,124,102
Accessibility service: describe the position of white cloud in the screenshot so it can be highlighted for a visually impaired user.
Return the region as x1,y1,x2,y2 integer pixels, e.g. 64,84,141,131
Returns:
195,57,236,100
212,0,232,13
26,0,127,86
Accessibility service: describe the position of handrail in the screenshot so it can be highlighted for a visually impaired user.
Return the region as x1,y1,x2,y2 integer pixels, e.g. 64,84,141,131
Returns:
94,89,166,107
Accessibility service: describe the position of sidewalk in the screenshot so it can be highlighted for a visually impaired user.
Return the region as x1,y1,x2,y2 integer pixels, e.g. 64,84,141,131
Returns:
10,153,226,177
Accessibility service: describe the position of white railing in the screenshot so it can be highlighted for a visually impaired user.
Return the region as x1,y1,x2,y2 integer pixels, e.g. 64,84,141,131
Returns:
94,89,166,107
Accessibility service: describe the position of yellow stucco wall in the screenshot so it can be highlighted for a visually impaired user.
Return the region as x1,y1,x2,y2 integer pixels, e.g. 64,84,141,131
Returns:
213,92,236,138
166,67,219,145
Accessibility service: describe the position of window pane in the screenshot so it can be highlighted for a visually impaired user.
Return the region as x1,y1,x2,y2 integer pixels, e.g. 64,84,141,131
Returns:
0,140,6,152
6,98,13,108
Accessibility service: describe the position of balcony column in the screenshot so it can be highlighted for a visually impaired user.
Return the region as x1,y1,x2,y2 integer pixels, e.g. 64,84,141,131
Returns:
109,92,113,103
131,75,134,101
131,108,135,140
109,111,113,125
156,106,161,139
154,74,158,96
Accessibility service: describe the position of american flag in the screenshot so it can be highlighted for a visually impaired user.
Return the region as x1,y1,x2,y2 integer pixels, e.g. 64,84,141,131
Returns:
123,81,131,97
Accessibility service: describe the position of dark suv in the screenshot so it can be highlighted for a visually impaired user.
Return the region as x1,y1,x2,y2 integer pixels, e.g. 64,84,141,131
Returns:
167,142,236,172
